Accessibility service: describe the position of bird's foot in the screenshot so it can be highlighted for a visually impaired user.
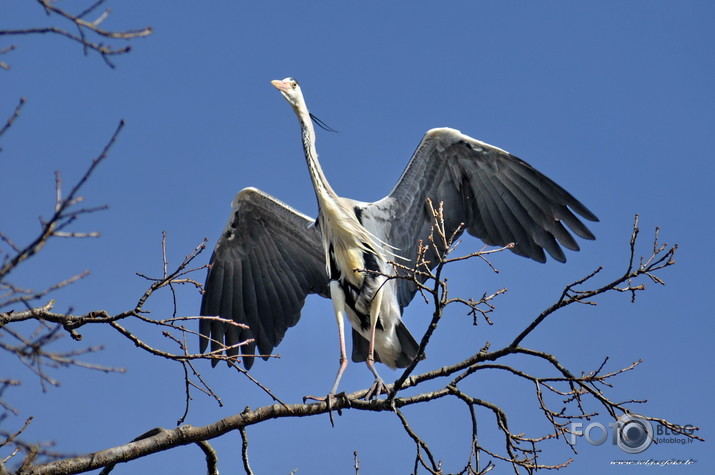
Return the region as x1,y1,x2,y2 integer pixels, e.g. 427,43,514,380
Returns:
303,392,345,427
364,377,388,400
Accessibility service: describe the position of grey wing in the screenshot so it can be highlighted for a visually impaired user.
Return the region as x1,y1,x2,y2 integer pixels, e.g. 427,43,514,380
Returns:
200,187,329,369
364,127,598,309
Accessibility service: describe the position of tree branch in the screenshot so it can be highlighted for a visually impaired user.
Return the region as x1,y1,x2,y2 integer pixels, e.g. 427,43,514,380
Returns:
0,0,152,68
2,168,699,475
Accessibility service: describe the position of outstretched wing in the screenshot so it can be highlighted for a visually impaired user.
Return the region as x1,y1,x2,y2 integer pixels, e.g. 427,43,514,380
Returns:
363,127,598,309
200,187,329,369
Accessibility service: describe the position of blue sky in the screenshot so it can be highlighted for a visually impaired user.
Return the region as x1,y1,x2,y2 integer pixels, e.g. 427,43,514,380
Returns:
2,1,713,473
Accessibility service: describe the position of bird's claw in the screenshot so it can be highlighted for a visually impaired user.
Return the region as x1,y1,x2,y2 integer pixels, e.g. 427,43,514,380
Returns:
303,394,323,404
303,392,344,427
364,378,388,400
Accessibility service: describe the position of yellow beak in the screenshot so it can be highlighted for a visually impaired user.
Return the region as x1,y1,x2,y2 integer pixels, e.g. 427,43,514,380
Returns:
271,79,290,92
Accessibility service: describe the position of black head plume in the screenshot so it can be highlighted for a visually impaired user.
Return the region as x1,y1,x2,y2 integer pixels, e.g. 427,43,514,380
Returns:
310,113,338,133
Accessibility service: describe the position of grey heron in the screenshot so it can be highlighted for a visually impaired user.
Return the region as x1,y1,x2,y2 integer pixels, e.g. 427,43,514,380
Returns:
200,77,598,400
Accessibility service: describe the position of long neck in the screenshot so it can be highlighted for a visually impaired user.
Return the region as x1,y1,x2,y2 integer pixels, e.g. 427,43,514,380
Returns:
296,108,338,203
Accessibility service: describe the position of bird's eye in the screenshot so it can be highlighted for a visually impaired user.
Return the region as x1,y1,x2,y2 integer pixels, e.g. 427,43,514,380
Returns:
292,82,297,89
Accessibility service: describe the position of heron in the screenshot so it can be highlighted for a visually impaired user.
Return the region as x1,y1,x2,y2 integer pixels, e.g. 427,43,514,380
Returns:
200,77,598,401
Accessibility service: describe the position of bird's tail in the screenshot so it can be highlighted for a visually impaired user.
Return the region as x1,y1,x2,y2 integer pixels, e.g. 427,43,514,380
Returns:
351,320,421,369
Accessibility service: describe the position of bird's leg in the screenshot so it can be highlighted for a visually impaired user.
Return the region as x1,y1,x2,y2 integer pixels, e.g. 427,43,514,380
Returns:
304,281,348,426
327,281,349,395
364,288,387,400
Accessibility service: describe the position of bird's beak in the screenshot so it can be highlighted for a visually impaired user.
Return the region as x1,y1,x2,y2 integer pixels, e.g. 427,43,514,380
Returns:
271,79,290,92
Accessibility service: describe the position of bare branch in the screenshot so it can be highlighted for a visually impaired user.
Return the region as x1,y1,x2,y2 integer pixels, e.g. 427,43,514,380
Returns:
0,0,152,68
197,440,219,475
239,427,253,475
0,120,124,285
395,408,441,474
3,181,696,474
0,98,26,142
509,214,676,350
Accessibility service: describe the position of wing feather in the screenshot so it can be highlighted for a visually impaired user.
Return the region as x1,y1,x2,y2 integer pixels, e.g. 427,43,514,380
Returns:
200,187,329,368
497,170,575,252
366,128,598,309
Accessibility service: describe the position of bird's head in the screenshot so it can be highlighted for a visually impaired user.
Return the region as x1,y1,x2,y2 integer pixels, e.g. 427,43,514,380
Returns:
271,77,338,133
271,77,306,112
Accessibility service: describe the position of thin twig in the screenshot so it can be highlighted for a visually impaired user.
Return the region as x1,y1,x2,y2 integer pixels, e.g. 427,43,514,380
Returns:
0,97,26,141
239,426,254,475
0,1,152,68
